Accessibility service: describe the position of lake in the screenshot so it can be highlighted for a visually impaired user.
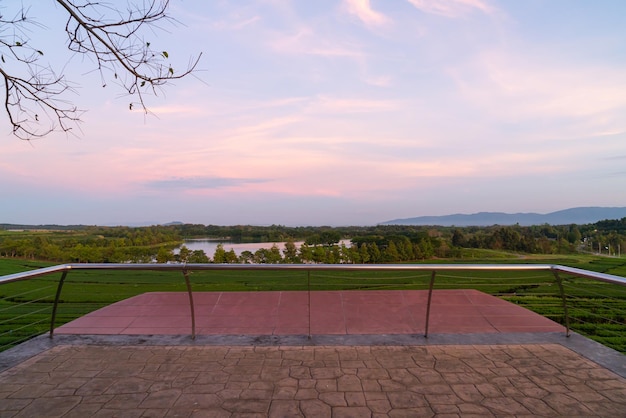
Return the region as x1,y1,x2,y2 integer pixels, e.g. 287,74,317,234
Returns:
178,239,350,256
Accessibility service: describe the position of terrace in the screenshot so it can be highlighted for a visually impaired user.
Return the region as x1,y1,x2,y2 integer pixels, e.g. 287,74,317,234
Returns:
1,263,625,416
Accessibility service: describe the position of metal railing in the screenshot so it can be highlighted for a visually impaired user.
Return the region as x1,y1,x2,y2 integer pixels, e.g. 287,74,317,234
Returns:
1,263,625,350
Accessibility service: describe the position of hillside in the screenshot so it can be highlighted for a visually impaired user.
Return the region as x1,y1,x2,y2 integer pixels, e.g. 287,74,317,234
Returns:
381,207,626,227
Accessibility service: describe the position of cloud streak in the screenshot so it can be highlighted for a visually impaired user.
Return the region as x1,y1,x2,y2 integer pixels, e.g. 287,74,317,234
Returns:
407,0,494,18
144,177,270,191
343,0,391,26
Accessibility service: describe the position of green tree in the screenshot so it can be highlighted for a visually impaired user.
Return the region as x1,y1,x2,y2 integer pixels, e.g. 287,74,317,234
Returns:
415,238,433,259
266,245,283,264
319,230,341,246
312,246,327,263
299,243,313,263
348,244,361,264
239,250,254,264
213,244,226,263
156,247,173,263
225,249,238,263
283,239,298,263
189,250,209,263
359,243,370,264
368,242,382,263
451,229,467,247
383,241,400,262
567,225,582,244
178,245,190,263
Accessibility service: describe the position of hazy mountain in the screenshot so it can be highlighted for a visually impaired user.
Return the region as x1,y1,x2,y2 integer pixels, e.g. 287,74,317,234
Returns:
381,207,626,227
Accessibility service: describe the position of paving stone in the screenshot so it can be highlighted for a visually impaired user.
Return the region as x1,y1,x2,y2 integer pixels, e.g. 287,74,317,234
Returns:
387,391,428,408
290,366,311,379
365,399,392,413
261,366,291,381
363,391,387,401
566,389,609,402
475,383,502,398
298,378,317,389
139,389,182,408
1,342,624,417
165,408,194,417
216,388,242,400
0,398,33,413
221,399,270,413
377,379,406,392
332,406,372,417
336,348,360,361
585,378,626,391
294,388,319,400
314,348,340,361
240,388,273,400
481,397,531,415
174,393,221,408
311,367,343,379
542,392,595,415
63,403,106,418
440,372,486,384
14,396,81,417
300,399,331,417
386,368,419,385
456,402,495,415
8,383,56,399
140,409,168,418
91,408,145,417
356,368,389,380
337,375,362,392
249,381,274,390
450,384,484,403
316,378,338,392
268,400,303,418
360,380,380,392
601,388,626,403
345,391,366,406
75,377,117,396
104,393,148,409
514,396,557,416
387,407,434,417
319,391,347,407
424,393,462,406
429,402,460,414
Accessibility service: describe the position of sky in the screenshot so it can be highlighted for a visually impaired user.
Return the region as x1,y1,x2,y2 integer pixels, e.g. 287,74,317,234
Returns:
2,0,625,226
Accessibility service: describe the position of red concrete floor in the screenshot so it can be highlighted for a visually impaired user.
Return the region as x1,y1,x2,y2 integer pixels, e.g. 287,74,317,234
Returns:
55,289,564,336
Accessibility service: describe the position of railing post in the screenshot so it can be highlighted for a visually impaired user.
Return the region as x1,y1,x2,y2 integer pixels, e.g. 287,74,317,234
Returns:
182,268,196,340
552,269,571,337
307,270,312,340
49,271,68,338
424,270,436,338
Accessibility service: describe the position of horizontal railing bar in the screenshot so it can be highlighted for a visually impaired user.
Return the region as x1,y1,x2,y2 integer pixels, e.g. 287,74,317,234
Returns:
0,265,70,285
552,265,626,286
1,263,625,286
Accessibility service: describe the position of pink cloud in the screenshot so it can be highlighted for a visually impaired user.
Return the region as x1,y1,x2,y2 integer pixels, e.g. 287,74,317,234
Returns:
407,0,494,18
343,0,391,27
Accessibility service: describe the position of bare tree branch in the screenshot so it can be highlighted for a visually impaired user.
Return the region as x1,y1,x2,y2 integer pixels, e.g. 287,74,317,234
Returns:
0,0,201,140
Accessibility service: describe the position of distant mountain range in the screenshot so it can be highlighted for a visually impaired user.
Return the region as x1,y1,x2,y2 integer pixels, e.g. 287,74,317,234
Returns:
381,207,626,227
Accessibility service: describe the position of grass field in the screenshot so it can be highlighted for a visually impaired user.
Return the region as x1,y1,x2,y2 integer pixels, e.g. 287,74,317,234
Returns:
1,254,625,352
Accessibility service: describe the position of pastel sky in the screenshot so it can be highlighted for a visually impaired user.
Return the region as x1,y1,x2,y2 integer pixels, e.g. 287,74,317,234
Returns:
2,0,625,226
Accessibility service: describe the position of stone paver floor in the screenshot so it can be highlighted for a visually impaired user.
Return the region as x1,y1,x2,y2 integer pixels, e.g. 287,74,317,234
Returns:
1,343,625,417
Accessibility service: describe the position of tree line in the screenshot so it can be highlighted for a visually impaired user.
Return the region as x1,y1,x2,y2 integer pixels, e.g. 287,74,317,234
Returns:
1,219,625,263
